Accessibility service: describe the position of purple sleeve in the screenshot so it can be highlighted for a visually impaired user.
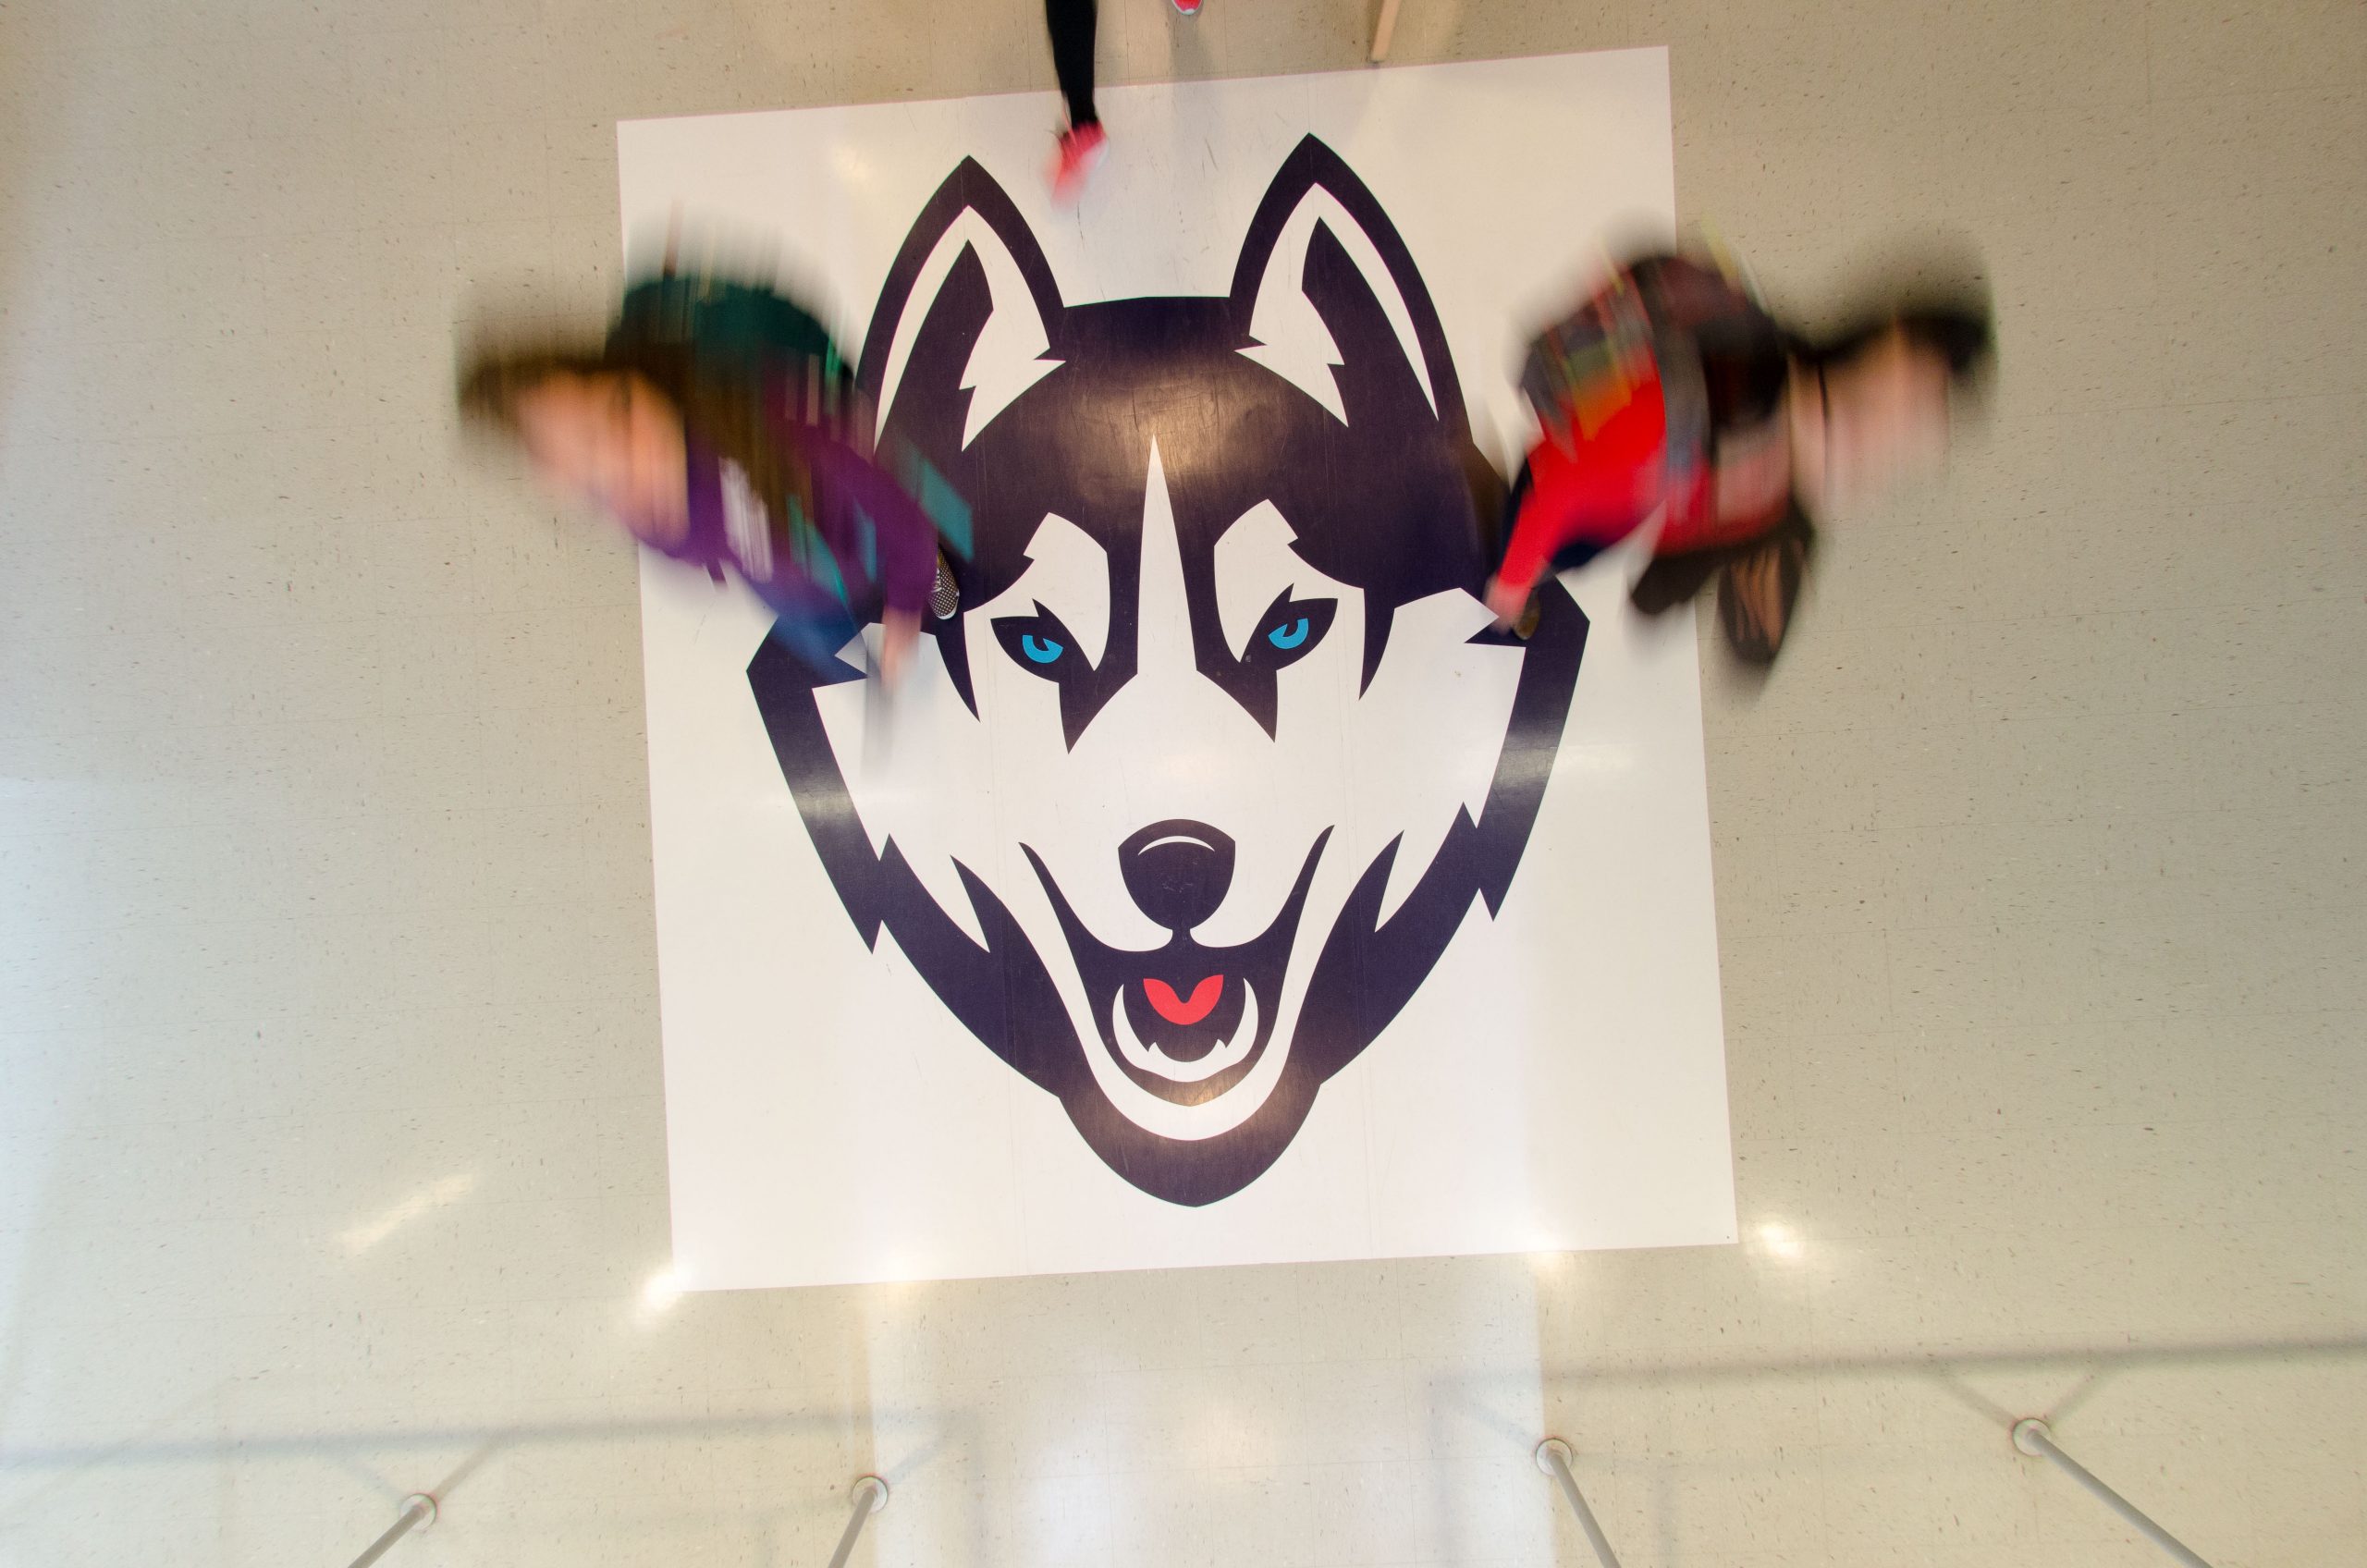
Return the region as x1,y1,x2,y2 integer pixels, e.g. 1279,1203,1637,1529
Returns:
807,439,939,617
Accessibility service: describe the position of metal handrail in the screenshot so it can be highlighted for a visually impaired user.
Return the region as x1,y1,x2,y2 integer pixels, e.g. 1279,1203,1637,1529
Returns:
2013,1418,2215,1568
336,1476,889,1567
1534,1439,1624,1567
343,1494,435,1568
824,1475,890,1568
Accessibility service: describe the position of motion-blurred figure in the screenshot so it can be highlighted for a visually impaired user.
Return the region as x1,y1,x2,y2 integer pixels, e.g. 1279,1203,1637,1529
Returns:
1485,251,1992,665
460,269,966,686
1043,0,1201,203
1045,0,1108,202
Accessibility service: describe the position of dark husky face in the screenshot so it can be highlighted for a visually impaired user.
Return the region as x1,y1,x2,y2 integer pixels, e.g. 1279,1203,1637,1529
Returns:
748,137,1586,1206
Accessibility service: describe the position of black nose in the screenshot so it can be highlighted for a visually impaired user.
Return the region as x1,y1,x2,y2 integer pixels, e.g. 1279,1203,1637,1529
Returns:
1119,820,1236,932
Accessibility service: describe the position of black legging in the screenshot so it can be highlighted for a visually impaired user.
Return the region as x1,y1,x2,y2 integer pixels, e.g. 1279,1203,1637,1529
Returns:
1046,0,1098,129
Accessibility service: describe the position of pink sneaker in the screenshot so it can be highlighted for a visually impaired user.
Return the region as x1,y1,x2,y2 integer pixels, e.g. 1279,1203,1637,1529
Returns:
1172,0,1202,12
1049,121,1108,204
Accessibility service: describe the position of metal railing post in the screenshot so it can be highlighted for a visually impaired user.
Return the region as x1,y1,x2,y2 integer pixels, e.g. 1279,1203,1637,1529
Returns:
823,1475,889,1568
1534,1439,1624,1568
344,1494,436,1568
2013,1418,2215,1568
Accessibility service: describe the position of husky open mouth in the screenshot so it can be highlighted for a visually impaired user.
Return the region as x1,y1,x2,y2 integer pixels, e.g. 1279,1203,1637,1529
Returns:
1027,828,1330,1107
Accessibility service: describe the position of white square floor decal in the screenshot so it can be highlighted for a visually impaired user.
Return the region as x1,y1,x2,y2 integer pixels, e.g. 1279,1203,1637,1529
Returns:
619,49,1735,1289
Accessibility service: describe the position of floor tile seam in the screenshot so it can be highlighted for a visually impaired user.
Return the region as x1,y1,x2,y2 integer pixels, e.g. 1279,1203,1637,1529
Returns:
0,1090,669,1134
0,996,661,1040
0,871,662,924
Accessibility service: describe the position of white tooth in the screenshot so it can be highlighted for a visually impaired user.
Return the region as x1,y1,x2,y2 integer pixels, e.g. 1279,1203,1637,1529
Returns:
1106,982,1260,1085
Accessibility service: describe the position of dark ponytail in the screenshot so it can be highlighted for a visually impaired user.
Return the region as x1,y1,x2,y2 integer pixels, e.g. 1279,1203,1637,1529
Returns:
1790,299,1994,388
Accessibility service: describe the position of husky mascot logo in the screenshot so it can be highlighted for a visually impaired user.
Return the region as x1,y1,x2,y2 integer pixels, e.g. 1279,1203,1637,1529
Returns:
749,137,1587,1206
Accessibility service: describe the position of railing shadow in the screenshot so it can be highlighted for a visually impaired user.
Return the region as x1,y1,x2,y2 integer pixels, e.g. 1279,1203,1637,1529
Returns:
1429,1332,2367,1565
1,1400,975,1566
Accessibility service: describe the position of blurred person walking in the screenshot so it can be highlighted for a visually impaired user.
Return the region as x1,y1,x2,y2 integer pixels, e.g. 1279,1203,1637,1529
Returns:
1485,250,1991,665
460,269,966,687
1044,0,1201,203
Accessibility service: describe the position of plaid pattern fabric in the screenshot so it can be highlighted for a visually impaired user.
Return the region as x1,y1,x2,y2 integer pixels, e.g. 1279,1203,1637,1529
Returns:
1519,253,1777,524
1519,268,1660,448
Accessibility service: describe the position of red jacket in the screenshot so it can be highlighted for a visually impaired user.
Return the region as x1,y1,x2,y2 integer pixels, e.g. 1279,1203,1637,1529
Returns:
1495,255,1792,597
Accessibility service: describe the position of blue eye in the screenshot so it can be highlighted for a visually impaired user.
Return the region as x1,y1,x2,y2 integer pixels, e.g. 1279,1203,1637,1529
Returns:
1267,617,1310,651
994,607,1083,680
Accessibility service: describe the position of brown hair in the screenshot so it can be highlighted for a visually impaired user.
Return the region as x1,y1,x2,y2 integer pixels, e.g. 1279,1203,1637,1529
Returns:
456,337,817,524
458,347,617,440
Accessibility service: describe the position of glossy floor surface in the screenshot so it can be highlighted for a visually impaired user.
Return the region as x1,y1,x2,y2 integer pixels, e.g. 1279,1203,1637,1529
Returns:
2,2,2363,1565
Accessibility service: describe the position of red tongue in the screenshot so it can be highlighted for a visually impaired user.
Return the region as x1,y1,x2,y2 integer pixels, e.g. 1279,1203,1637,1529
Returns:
1145,974,1223,1025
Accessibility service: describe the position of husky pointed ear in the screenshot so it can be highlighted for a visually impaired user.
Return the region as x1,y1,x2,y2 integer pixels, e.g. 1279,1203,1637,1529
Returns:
855,158,1068,451
1226,136,1469,437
